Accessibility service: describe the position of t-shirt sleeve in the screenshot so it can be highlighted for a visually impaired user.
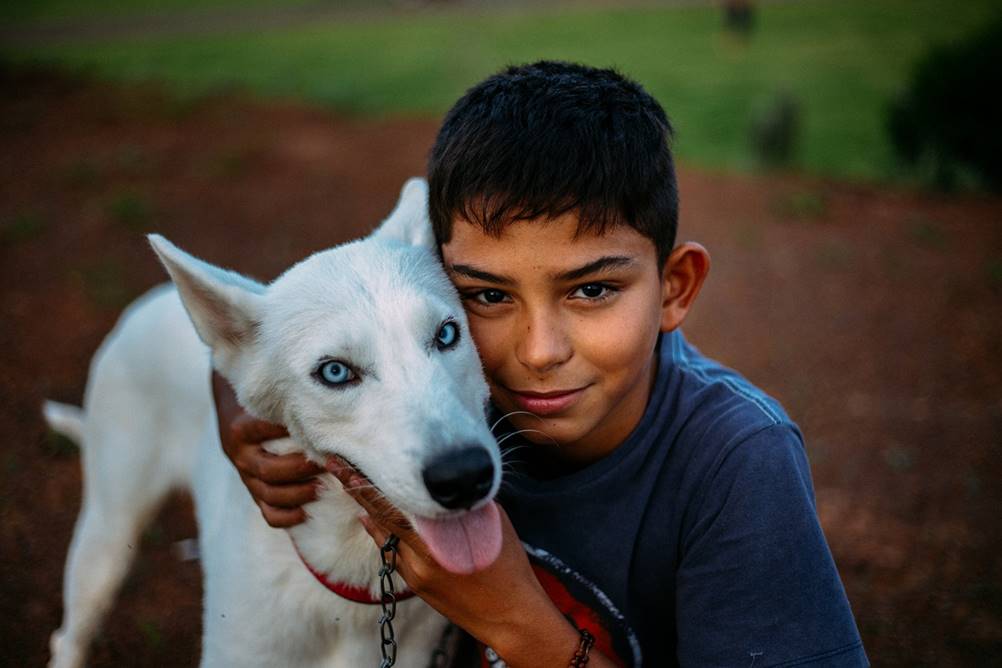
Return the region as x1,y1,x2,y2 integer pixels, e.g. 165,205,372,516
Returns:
675,423,868,667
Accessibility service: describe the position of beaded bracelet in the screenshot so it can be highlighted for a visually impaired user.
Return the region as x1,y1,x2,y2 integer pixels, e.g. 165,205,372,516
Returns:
569,628,595,667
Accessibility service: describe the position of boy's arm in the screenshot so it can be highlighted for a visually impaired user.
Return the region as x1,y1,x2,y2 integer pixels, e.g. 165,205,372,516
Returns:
329,458,618,668
211,371,323,527
676,424,867,666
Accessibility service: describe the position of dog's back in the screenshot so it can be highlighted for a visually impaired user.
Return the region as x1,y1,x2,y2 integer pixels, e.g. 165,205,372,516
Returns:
47,284,208,668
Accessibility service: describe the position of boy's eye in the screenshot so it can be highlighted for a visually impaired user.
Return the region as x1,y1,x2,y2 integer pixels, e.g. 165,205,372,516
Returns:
571,283,613,300
474,289,509,305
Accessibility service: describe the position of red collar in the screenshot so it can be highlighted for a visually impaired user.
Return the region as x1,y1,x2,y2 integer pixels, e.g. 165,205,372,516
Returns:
291,538,417,605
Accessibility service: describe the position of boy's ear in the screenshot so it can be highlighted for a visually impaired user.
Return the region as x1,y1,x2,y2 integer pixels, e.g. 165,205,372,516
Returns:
147,234,265,380
371,177,436,251
660,242,711,332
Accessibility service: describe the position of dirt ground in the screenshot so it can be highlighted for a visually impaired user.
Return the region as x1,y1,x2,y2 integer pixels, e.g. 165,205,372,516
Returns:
2,64,1001,666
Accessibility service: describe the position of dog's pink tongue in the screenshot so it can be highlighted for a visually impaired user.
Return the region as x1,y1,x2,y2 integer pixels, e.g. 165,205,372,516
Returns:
412,501,502,575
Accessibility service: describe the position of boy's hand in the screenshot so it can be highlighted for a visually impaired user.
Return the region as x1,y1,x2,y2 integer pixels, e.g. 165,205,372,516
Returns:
327,456,614,668
211,371,324,528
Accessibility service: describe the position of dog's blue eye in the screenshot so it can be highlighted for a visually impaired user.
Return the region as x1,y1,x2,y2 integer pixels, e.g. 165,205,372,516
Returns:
435,321,459,351
316,360,355,387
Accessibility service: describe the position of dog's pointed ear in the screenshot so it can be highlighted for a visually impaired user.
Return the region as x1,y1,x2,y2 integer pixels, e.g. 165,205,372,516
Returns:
371,177,436,250
147,234,265,377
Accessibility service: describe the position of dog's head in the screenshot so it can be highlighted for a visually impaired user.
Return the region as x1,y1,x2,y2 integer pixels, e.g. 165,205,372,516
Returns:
149,178,502,574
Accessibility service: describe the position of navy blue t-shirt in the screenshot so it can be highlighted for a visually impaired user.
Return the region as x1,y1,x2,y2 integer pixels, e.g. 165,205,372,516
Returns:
495,331,868,667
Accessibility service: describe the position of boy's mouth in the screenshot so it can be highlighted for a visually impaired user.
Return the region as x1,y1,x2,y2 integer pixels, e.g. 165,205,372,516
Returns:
506,386,588,416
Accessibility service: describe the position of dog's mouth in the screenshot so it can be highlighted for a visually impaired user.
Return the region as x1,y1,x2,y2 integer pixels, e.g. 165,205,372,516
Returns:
410,502,501,574
326,454,502,575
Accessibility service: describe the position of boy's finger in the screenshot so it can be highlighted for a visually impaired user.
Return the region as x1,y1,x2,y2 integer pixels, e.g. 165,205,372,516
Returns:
257,501,308,528
326,456,392,510
250,449,324,483
325,454,356,484
245,476,319,509
326,456,417,538
359,513,429,572
347,483,415,538
358,513,391,547
232,413,289,444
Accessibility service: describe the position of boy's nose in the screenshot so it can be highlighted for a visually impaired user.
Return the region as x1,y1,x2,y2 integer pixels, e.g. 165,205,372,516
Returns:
515,310,572,373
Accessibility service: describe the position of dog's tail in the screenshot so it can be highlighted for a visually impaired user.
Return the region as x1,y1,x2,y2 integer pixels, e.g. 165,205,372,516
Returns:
42,400,86,446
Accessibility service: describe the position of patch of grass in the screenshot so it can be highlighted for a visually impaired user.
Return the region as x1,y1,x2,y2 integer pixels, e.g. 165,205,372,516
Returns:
965,470,981,499
908,217,947,249
0,94,50,132
0,211,47,244
160,90,206,120
214,150,247,177
202,145,262,179
106,190,154,230
883,445,914,472
44,429,79,457
748,89,801,168
816,241,854,270
966,580,1002,613
772,190,828,222
2,451,19,478
111,85,209,124
5,0,1000,181
112,144,155,174
734,222,763,250
0,0,320,23
878,246,906,280
137,619,163,650
61,157,100,187
77,259,131,309
985,257,1002,292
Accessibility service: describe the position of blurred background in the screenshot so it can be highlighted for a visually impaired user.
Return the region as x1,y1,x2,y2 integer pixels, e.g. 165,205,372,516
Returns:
2,0,1000,665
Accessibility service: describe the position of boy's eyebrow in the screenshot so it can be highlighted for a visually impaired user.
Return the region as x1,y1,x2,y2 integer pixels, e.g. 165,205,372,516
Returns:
448,264,514,285
556,256,636,282
448,256,636,285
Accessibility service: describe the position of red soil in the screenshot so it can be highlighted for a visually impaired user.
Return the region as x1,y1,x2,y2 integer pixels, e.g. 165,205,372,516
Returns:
2,65,1000,666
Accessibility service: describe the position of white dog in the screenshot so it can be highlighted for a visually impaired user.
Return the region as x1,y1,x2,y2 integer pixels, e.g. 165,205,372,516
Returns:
44,178,504,668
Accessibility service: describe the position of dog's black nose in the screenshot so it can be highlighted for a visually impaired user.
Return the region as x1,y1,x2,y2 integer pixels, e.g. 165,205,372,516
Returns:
422,447,495,510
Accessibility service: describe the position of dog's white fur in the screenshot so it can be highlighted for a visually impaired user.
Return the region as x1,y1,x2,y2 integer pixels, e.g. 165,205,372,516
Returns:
45,178,501,667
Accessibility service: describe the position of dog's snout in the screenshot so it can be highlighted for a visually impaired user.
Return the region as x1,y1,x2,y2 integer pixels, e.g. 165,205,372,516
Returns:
422,447,495,510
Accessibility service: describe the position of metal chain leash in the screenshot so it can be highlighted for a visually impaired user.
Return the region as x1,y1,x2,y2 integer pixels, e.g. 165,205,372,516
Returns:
378,534,401,668
377,533,460,668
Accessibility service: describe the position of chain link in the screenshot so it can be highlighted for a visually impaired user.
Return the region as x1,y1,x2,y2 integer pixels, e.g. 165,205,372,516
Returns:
376,534,459,668
378,534,400,668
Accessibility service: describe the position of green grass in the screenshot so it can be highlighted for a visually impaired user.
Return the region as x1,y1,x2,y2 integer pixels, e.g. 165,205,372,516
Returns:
43,429,79,457
106,190,155,231
771,190,828,222
4,0,1000,180
0,0,317,23
75,258,131,309
137,619,163,650
1,211,47,245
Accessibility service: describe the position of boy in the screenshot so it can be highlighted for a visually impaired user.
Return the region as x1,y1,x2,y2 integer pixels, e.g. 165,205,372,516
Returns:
214,61,867,666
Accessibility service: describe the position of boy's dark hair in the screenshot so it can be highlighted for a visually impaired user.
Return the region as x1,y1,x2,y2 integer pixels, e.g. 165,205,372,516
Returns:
428,61,678,264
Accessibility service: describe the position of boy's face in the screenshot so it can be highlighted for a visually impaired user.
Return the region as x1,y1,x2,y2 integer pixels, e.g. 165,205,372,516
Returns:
441,213,670,468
